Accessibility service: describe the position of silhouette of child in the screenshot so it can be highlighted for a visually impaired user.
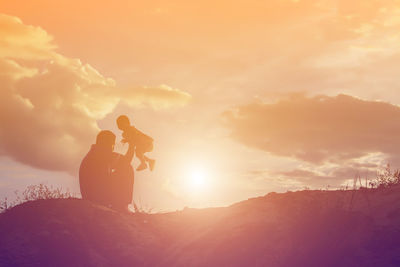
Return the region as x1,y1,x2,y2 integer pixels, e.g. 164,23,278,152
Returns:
116,115,156,171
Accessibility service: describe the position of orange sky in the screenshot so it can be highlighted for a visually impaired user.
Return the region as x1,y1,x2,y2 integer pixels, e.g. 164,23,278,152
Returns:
1,0,400,210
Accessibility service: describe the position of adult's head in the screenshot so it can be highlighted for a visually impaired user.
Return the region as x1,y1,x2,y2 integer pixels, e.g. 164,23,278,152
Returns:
80,129,134,211
117,115,131,131
96,130,116,152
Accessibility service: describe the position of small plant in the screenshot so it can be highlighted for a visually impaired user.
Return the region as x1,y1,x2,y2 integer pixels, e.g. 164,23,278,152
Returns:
373,164,400,189
0,183,74,213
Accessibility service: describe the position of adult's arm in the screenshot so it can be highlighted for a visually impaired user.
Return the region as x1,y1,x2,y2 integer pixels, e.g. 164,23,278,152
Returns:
123,141,135,164
110,140,135,170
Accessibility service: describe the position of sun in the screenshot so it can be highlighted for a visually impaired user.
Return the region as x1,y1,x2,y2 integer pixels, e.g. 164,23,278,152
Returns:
190,169,206,187
186,165,208,192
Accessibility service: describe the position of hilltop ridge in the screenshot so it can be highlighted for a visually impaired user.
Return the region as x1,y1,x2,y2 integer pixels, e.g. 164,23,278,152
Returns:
1,187,400,266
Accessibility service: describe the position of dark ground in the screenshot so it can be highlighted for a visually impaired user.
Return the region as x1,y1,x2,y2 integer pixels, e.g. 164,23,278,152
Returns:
1,186,400,267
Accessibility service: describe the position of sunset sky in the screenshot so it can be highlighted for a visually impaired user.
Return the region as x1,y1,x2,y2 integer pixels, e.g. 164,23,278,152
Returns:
1,0,400,210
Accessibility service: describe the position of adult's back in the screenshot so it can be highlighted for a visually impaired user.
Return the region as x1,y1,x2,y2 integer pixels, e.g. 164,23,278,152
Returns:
79,144,114,205
79,130,135,211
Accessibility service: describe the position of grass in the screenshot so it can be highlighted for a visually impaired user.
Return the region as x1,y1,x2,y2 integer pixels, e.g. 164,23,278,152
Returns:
0,183,74,213
373,164,400,188
0,183,158,214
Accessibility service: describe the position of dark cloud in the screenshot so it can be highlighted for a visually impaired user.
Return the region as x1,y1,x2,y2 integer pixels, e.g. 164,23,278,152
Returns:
223,94,400,164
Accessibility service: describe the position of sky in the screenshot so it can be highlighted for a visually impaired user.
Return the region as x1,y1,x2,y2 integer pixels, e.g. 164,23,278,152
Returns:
1,0,400,210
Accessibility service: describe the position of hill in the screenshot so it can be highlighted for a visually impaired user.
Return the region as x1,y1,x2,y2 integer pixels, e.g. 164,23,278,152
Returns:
1,187,400,266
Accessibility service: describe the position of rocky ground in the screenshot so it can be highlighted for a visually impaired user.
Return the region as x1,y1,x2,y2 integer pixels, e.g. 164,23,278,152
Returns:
1,186,400,266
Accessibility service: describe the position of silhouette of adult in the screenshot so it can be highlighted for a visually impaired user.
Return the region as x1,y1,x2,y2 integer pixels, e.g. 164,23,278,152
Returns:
79,130,135,212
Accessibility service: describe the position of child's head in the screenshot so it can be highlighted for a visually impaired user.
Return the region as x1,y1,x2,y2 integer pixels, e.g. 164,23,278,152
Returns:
117,115,131,130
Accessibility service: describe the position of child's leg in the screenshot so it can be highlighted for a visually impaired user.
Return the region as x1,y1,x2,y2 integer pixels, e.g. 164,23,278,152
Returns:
143,155,154,162
136,150,146,165
142,146,156,171
142,142,155,163
135,148,148,171
136,142,155,171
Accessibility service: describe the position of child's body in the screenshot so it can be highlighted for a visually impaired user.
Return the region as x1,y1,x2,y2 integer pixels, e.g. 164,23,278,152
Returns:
117,115,155,171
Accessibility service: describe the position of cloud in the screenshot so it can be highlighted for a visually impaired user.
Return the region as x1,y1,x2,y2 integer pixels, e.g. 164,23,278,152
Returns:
0,14,191,174
274,166,371,188
223,94,400,166
0,14,57,60
122,84,192,109
249,156,383,189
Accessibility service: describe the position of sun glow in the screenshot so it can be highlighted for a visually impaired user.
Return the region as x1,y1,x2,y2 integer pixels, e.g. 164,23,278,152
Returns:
186,165,208,192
